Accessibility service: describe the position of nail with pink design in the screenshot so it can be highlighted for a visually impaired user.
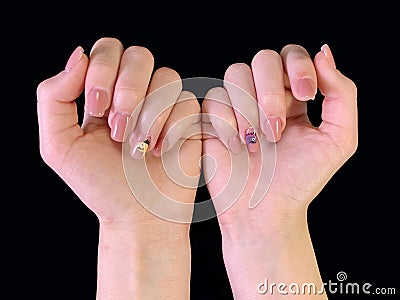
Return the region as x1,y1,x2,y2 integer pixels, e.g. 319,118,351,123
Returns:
245,128,258,152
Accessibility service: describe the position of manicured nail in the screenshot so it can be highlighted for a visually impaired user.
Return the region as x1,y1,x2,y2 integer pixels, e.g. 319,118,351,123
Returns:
245,128,258,153
111,113,130,142
152,138,168,157
162,139,169,152
297,77,315,100
65,46,84,72
228,136,243,155
263,116,282,142
129,130,150,159
87,88,108,117
321,44,336,69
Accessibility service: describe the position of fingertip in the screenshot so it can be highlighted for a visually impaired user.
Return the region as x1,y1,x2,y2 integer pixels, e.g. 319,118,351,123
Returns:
37,51,88,103
110,113,130,142
65,46,85,73
320,44,336,69
262,116,283,143
251,49,280,67
151,137,169,157
224,63,252,83
315,47,356,100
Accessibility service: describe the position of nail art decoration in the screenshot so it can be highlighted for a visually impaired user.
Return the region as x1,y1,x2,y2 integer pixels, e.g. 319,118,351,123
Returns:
245,128,257,145
136,138,150,154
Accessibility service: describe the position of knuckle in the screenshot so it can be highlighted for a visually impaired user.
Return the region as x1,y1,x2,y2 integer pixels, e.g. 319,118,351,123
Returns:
88,59,116,73
124,46,154,63
39,140,58,168
94,37,122,47
252,49,280,64
205,87,228,101
179,90,196,102
225,63,251,81
347,79,358,99
259,91,285,103
115,86,143,104
280,44,309,58
154,67,180,80
91,37,123,55
337,132,358,160
36,80,48,99
179,91,201,113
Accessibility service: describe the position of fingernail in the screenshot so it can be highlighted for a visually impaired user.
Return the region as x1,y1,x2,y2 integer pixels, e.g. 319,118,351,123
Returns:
321,44,336,69
65,46,84,72
263,116,282,142
87,88,108,117
228,136,243,155
245,128,258,153
162,139,169,152
111,113,130,142
129,130,150,159
152,138,168,157
297,77,315,100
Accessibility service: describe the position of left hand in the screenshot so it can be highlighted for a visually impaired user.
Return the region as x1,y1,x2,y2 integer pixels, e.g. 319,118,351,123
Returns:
37,37,202,227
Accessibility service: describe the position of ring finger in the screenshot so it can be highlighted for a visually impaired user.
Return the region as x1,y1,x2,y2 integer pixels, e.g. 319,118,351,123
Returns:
128,67,182,159
224,63,260,153
251,49,286,142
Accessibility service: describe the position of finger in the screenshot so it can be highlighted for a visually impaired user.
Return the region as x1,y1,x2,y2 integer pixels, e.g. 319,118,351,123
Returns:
251,50,286,142
202,87,243,155
280,44,317,101
108,46,154,142
224,63,260,152
37,46,89,166
128,67,182,158
315,44,358,156
151,91,201,157
83,37,123,121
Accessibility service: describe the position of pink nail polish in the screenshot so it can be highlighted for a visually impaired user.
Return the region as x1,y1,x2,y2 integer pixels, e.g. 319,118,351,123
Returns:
263,116,282,142
129,130,150,159
297,77,315,100
111,113,130,142
245,128,258,153
321,44,336,69
162,139,169,152
65,46,84,72
87,88,108,117
152,138,168,157
228,136,243,155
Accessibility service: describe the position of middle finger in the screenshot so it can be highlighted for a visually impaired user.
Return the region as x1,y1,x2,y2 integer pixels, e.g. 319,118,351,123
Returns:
108,46,154,142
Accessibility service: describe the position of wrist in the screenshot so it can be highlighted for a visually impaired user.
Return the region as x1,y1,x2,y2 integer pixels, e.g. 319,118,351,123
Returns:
96,218,191,299
219,199,308,246
220,205,327,299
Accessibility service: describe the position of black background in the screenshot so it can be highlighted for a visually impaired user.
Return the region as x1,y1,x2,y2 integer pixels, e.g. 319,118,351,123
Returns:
7,3,398,300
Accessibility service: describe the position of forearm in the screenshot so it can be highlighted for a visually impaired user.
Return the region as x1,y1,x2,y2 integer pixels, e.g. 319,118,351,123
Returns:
220,209,327,299
96,221,191,300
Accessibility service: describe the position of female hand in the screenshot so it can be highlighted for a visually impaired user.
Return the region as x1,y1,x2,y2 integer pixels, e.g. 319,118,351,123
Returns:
202,44,357,299
37,37,201,299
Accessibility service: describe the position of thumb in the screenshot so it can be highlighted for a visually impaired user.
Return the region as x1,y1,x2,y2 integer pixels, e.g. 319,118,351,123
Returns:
37,46,89,164
315,44,358,158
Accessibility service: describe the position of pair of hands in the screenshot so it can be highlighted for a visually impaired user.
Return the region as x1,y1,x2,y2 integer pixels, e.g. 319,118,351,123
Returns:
37,37,357,299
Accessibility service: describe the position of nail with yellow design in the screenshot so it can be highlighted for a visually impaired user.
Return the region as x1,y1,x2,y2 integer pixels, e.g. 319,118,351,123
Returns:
136,138,150,155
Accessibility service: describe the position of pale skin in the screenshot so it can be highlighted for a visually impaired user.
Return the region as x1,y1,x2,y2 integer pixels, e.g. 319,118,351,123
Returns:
37,37,357,299
202,44,357,299
37,37,202,299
